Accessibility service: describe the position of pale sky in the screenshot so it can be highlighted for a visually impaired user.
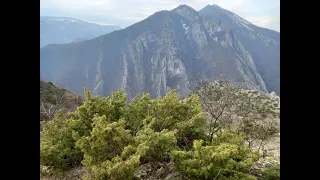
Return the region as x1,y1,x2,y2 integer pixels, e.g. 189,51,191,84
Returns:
40,0,280,32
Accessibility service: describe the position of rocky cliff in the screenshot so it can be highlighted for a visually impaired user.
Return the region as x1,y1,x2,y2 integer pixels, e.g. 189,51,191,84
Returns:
199,5,280,95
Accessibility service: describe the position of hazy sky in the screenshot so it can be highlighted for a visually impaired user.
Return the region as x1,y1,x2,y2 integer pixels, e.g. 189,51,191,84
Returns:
40,0,280,32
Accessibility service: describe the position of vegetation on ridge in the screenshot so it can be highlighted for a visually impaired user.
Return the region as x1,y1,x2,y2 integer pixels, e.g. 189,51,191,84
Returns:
40,81,280,180
40,79,82,121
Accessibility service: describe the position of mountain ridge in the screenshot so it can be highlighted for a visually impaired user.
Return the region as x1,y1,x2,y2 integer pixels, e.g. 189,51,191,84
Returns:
199,4,280,95
40,16,121,48
40,4,279,99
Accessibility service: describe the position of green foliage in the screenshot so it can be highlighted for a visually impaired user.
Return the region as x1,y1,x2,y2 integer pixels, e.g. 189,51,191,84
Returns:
134,128,178,163
76,115,135,179
68,89,127,137
147,90,187,131
171,131,259,180
40,111,83,174
76,116,133,167
40,85,279,179
88,155,140,180
146,91,207,149
260,164,280,180
249,163,280,180
123,93,152,135
125,90,207,150
41,89,206,178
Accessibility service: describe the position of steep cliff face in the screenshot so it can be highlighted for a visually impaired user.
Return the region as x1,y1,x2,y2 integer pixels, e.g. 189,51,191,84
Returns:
40,5,270,99
199,5,280,95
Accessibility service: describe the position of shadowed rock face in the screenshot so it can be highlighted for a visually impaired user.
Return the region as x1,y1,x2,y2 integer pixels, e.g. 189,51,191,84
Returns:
41,5,274,99
40,16,121,48
199,5,280,96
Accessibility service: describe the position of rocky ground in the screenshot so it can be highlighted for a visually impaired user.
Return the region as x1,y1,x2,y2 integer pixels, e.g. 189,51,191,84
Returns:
254,134,280,167
41,167,85,180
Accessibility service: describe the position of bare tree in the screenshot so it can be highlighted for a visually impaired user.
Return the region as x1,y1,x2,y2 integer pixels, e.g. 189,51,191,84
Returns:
237,116,279,153
40,91,68,120
192,74,280,144
195,79,241,142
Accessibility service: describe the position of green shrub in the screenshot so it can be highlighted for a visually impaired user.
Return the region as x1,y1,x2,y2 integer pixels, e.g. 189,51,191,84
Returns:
134,127,178,163
145,91,207,149
76,115,135,179
261,164,280,180
40,111,83,174
123,93,153,135
40,87,279,179
76,116,133,166
68,89,127,137
171,131,259,180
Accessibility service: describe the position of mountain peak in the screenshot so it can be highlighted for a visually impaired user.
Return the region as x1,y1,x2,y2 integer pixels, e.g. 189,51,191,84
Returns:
202,4,221,10
173,4,197,13
199,5,252,29
172,4,198,20
210,4,221,8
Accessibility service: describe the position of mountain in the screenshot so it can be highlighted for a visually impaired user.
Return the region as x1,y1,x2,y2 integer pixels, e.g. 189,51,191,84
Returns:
40,5,274,99
199,5,280,95
40,16,121,47
40,79,82,121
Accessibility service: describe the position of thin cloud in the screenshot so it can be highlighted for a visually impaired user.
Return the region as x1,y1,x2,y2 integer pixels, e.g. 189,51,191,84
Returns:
247,13,280,32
